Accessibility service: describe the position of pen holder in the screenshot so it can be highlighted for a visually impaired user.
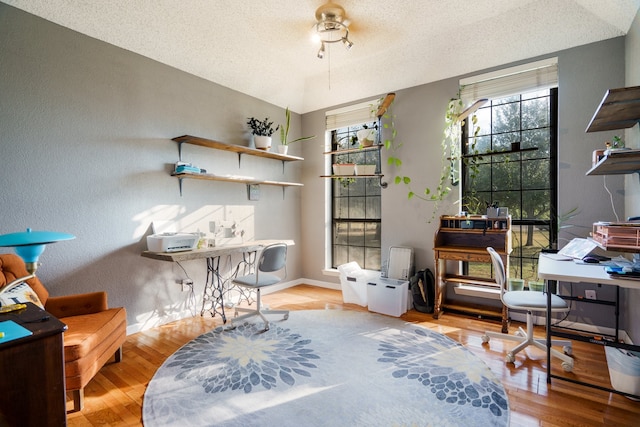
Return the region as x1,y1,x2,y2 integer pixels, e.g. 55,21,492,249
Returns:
487,207,499,217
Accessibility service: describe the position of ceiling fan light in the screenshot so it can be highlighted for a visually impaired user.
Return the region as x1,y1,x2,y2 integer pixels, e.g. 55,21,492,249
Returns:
313,1,353,59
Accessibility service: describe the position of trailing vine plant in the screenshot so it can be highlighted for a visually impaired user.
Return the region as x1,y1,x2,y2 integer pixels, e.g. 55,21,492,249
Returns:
384,88,483,220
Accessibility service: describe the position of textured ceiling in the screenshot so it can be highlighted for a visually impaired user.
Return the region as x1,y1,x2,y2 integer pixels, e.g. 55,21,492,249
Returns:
3,0,639,113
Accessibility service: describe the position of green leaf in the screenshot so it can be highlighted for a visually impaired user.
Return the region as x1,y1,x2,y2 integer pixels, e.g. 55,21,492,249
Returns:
408,192,415,199
394,176,402,184
403,176,411,184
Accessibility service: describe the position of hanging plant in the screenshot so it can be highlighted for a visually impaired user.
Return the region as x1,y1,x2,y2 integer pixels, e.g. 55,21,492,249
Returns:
386,88,485,220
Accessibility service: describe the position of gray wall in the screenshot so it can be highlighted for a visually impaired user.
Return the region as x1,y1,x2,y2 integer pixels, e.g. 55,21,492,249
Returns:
0,4,303,332
301,38,630,330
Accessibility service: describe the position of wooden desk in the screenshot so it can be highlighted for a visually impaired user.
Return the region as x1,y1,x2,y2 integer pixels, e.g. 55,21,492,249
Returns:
142,240,294,322
0,303,67,426
538,254,640,398
433,216,511,332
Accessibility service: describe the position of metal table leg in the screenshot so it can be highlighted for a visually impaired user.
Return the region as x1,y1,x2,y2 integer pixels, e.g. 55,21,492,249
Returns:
201,256,227,322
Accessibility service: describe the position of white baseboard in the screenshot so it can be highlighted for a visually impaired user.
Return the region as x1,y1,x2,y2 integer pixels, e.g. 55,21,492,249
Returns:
262,278,341,294
127,278,340,334
128,280,629,342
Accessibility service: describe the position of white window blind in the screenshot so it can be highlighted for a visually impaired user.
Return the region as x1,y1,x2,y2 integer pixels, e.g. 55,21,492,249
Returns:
459,58,558,104
325,99,377,130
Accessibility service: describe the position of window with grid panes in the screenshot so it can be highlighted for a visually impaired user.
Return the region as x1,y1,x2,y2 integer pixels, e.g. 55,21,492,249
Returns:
331,125,381,270
462,88,558,283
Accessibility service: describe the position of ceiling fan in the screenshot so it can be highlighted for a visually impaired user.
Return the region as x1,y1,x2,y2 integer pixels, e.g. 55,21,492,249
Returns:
313,1,354,59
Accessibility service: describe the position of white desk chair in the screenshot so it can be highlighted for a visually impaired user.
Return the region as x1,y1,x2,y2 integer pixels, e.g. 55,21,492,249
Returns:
231,243,289,331
482,247,574,372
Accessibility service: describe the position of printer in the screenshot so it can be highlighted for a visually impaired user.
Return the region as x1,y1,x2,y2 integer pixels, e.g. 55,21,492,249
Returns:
146,233,199,253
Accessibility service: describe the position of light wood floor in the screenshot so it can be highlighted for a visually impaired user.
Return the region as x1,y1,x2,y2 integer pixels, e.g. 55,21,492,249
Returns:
67,285,640,426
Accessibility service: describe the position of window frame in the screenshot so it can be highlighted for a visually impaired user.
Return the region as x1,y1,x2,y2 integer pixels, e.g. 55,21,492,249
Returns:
461,87,558,280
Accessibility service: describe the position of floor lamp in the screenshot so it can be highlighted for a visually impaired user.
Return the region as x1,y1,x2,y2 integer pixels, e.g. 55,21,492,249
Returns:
0,228,75,294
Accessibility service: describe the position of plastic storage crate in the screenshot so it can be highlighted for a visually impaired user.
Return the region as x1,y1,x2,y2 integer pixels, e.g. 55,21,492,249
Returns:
338,262,379,307
366,278,409,317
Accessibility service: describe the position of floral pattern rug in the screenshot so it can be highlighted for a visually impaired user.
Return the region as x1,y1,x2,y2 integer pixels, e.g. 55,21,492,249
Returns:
143,310,509,426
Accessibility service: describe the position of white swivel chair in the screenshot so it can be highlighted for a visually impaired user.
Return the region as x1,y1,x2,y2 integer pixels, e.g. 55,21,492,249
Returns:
231,243,289,331
482,247,574,372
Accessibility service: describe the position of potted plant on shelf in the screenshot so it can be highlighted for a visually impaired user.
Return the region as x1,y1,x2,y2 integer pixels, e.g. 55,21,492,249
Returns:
278,107,316,155
355,164,376,175
356,123,377,147
247,117,279,150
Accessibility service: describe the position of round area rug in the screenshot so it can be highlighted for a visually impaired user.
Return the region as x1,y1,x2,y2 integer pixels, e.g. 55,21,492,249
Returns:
143,310,509,426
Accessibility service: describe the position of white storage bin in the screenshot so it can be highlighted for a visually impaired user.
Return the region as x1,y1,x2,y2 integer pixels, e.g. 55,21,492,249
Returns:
367,278,409,317
338,262,379,307
605,344,640,398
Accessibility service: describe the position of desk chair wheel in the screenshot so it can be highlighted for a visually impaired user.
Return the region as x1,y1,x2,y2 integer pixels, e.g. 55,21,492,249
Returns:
481,334,490,344
505,353,516,363
562,360,573,372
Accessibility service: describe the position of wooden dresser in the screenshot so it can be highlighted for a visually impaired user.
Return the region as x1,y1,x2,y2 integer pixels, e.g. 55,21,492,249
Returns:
0,303,67,426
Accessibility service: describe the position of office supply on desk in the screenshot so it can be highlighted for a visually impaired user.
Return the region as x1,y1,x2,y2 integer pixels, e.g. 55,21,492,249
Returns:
540,252,572,261
482,248,573,370
0,319,32,343
605,266,640,280
558,238,598,259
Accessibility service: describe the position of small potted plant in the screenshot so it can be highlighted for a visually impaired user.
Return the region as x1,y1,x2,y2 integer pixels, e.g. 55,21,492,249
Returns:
278,107,315,155
356,123,377,147
332,160,355,176
355,164,376,175
247,117,279,150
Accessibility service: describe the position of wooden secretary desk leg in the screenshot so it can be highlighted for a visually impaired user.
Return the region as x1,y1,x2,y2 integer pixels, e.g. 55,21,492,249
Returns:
433,256,445,319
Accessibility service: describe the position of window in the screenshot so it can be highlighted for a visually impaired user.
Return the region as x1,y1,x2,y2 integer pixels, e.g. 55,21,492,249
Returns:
462,88,558,282
330,125,382,270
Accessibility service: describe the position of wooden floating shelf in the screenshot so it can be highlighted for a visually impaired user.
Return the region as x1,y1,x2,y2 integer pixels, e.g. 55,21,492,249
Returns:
586,85,640,133
172,172,303,187
585,149,640,176
172,135,304,162
320,174,384,178
324,144,383,155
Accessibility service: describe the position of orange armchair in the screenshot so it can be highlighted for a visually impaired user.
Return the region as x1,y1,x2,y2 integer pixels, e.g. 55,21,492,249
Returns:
0,254,127,412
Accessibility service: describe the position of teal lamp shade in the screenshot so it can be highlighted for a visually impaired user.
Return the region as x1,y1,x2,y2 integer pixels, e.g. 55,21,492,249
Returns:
0,228,75,273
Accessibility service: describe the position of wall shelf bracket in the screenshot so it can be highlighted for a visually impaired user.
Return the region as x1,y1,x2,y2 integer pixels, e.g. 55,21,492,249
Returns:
177,141,185,161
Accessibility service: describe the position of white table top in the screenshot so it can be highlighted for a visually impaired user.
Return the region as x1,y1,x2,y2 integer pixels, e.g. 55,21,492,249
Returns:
538,253,640,289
